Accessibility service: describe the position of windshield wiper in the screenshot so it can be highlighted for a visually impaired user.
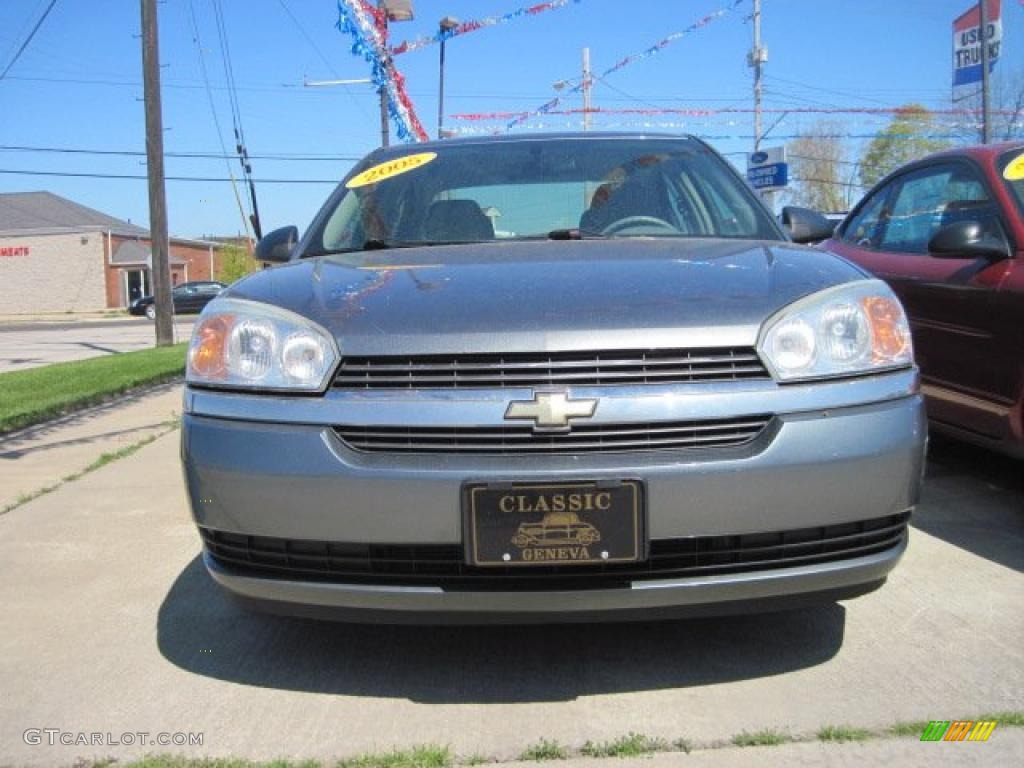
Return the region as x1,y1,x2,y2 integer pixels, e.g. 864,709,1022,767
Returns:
545,228,609,240
306,239,485,257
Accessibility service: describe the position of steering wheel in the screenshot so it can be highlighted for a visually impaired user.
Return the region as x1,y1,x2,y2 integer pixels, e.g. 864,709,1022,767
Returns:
600,216,678,236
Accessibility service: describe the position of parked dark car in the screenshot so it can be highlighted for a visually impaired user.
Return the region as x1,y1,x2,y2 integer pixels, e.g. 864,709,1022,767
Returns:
825,142,1024,458
129,281,226,319
180,133,926,623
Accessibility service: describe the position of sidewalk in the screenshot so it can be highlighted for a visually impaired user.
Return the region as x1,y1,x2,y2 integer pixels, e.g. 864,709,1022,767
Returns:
0,310,134,325
543,735,1023,767
0,381,183,511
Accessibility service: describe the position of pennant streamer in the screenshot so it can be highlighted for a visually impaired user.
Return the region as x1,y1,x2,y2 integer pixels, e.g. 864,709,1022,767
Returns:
449,124,984,142
456,106,1023,121
390,0,584,56
336,1,428,143
506,0,747,130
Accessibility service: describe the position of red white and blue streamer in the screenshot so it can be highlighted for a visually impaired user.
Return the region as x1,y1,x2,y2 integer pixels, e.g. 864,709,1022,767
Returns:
505,0,747,130
336,0,428,143
389,0,584,56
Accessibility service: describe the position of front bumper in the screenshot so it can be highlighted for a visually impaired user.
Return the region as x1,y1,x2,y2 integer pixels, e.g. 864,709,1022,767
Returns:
181,370,926,622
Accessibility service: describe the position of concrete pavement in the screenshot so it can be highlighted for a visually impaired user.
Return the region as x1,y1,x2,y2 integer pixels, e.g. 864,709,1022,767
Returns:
535,733,1024,767
0,415,1021,766
0,381,183,512
0,317,195,372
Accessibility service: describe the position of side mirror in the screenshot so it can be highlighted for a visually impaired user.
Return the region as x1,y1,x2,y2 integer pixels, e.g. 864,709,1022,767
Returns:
254,226,299,263
928,221,1010,261
780,206,836,244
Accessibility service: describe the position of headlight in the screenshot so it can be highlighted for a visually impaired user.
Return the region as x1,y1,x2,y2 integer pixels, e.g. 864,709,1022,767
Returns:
758,279,913,382
186,298,338,392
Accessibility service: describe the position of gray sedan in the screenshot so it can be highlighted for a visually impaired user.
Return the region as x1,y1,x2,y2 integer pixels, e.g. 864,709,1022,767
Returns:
181,133,926,623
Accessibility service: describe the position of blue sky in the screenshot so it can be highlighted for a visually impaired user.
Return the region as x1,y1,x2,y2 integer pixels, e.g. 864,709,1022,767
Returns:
0,0,1021,238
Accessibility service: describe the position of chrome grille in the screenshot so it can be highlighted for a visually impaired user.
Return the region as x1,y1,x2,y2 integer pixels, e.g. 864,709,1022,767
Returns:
334,415,772,454
332,347,770,389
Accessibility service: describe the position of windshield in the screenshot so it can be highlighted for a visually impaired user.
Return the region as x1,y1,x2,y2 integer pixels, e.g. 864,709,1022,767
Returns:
307,138,781,254
999,148,1024,218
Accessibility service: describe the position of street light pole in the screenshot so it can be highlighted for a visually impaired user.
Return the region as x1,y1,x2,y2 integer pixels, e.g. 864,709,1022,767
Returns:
438,16,458,139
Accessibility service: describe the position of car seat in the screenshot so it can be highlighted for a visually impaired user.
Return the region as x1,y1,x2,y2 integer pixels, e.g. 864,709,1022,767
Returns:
423,200,495,242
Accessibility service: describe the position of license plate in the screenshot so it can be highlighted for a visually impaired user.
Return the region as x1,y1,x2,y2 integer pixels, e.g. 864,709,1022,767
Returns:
464,480,644,567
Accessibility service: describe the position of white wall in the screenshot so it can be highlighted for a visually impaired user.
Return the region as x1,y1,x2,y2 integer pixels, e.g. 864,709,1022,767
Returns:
0,232,106,314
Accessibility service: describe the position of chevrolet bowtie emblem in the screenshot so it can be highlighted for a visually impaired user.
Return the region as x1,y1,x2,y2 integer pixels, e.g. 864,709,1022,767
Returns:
505,392,598,432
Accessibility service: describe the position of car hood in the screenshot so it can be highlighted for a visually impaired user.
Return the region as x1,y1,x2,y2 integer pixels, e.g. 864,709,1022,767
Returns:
223,239,866,355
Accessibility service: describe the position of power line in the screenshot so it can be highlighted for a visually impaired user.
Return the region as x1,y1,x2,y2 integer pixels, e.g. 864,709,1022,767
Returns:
211,0,262,237
274,0,370,120
0,144,363,161
0,168,338,183
187,0,250,237
0,0,58,80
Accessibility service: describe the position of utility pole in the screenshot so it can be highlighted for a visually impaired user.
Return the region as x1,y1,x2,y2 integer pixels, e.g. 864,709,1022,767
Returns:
582,47,592,132
141,0,173,347
980,0,991,144
749,0,765,152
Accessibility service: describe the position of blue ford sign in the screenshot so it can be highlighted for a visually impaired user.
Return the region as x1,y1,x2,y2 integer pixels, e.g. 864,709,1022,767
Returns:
747,146,788,191
747,162,788,190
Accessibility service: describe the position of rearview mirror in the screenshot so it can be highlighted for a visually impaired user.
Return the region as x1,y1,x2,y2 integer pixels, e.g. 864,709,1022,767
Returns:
928,221,1010,262
254,226,299,263
780,206,836,244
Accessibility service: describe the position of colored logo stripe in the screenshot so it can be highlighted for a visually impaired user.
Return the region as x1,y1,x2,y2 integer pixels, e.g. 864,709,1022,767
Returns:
969,722,997,741
921,720,997,742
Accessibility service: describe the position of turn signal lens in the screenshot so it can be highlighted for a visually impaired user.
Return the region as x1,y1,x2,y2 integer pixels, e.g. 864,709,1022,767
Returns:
186,298,338,392
189,314,232,379
862,296,912,361
758,280,914,382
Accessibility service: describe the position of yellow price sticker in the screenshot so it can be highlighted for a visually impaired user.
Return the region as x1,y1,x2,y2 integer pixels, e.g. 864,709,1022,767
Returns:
1003,152,1024,181
345,152,437,189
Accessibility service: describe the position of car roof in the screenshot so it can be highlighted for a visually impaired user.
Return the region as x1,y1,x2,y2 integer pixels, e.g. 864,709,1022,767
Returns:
370,132,702,159
922,140,1024,163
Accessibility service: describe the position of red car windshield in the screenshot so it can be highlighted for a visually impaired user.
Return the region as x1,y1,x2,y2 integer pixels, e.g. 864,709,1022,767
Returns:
998,147,1024,219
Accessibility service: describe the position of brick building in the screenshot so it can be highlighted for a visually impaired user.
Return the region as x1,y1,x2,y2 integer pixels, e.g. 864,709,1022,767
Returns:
0,191,222,314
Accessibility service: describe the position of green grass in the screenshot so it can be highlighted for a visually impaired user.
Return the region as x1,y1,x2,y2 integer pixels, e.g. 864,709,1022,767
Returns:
459,756,490,766
338,746,452,768
80,759,323,768
817,725,871,743
518,740,568,762
0,343,187,434
977,711,1024,727
730,729,792,748
580,733,668,758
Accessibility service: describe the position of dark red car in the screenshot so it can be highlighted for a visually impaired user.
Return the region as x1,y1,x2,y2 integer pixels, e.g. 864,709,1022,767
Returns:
825,142,1024,458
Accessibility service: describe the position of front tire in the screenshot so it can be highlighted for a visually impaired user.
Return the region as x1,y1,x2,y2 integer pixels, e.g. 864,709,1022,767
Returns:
145,305,156,320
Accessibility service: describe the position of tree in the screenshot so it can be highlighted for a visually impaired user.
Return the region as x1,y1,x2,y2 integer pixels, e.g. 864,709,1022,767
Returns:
217,243,257,284
859,105,950,188
787,121,850,212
